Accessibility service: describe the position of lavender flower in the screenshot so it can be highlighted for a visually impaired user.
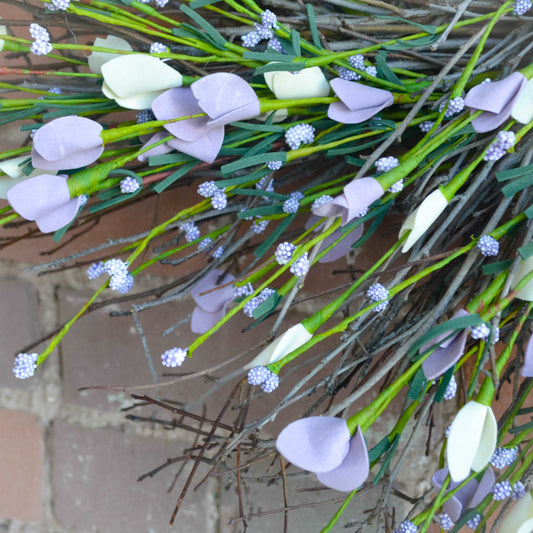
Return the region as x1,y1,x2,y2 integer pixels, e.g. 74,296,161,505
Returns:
150,42,167,54
388,180,404,193
198,237,213,251
492,481,512,501
490,447,519,469
29,23,50,41
477,235,499,257
348,54,365,70
514,0,532,15
136,109,155,124
211,190,228,210
419,121,434,133
51,0,70,10
79,194,88,207
161,347,187,367
285,124,316,150
110,273,134,293
267,160,283,170
484,131,516,161
248,366,269,385
181,221,200,242
338,67,360,82
290,191,305,201
376,156,399,173
312,195,334,211
251,219,269,234
254,22,273,40
466,513,482,529
258,288,276,303
261,9,279,29
47,87,62,94
438,513,454,530
198,181,218,198
261,370,280,393
512,481,527,499
31,40,53,56
471,323,500,343
283,197,299,214
365,66,377,77
155,0,169,6
256,176,274,194
212,246,224,259
290,252,310,277
243,297,260,318
439,96,465,117
13,353,39,379
87,262,105,280
120,176,141,194
234,283,253,299
275,242,296,265
103,258,128,277
394,521,417,533
242,31,261,48
367,283,389,302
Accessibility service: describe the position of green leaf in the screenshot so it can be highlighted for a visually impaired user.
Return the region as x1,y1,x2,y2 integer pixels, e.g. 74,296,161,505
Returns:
89,189,141,213
373,434,400,484
519,241,533,260
482,259,513,275
242,51,297,63
345,156,365,167
450,509,482,533
509,420,533,433
148,153,195,166
501,173,533,198
254,214,296,258
326,132,393,157
383,34,439,51
190,0,221,7
368,436,391,463
434,366,455,403
179,4,227,48
252,291,281,319
409,314,483,358
238,205,284,218
306,4,322,48
351,202,390,248
52,205,85,242
291,29,301,56
233,188,286,200
525,204,533,219
221,152,287,177
242,133,283,159
254,62,306,75
496,163,533,182
376,51,404,88
216,168,271,188
152,161,197,193
231,121,284,133
407,367,427,400
375,15,437,34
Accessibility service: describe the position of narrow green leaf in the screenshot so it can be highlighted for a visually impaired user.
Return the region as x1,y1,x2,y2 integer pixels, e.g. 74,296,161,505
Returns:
375,15,437,34
434,366,455,403
383,34,439,50
152,161,197,193
254,62,306,75
232,188,286,200
519,241,533,260
408,367,427,400
373,434,400,484
501,173,533,198
345,156,365,166
482,259,513,275
148,153,195,166
291,29,301,56
509,420,533,433
351,202,390,248
89,189,141,213
221,152,287,177
231,121,284,133
252,292,281,319
254,214,296,258
496,163,533,182
525,204,533,219
243,51,296,63
179,4,226,47
242,133,282,160
238,205,284,218
216,168,271,188
190,0,221,7
306,4,322,48
368,436,391,463
376,51,404,87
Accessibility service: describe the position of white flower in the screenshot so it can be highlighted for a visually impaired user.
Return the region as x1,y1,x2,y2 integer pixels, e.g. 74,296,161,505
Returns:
510,256,533,302
399,189,448,253
511,78,533,125
499,492,533,533
101,54,182,109
264,65,330,100
87,35,132,74
0,17,6,52
0,156,55,199
244,323,312,368
446,401,497,482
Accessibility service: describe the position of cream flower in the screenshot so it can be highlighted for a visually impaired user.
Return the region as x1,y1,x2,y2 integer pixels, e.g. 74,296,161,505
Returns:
499,492,533,533
0,156,56,199
244,323,312,368
87,35,132,74
101,54,182,109
0,17,6,52
399,189,448,253
264,65,330,100
510,256,533,301
446,401,497,482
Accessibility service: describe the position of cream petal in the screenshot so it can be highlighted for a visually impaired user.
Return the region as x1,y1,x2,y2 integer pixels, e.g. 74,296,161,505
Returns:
0,20,6,52
512,79,533,125
447,401,488,482
510,256,533,301
265,66,330,100
244,323,312,368
400,189,448,252
471,406,497,472
500,494,533,533
256,109,288,122
101,54,182,100
87,35,132,74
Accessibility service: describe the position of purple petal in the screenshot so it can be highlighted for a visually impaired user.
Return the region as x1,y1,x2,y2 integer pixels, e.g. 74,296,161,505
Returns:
316,426,369,491
276,417,350,473
152,87,209,142
191,73,260,127
469,467,495,508
32,116,103,170
137,132,174,162
318,225,364,263
313,177,384,226
190,306,226,334
328,78,394,124
465,73,527,133
191,269,235,313
521,334,533,377
167,127,224,164
6,174,81,233
421,310,470,380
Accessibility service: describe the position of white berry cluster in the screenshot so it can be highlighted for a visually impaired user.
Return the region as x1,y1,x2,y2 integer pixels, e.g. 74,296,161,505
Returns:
285,124,316,151
29,23,52,56
161,347,187,367
247,366,280,393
